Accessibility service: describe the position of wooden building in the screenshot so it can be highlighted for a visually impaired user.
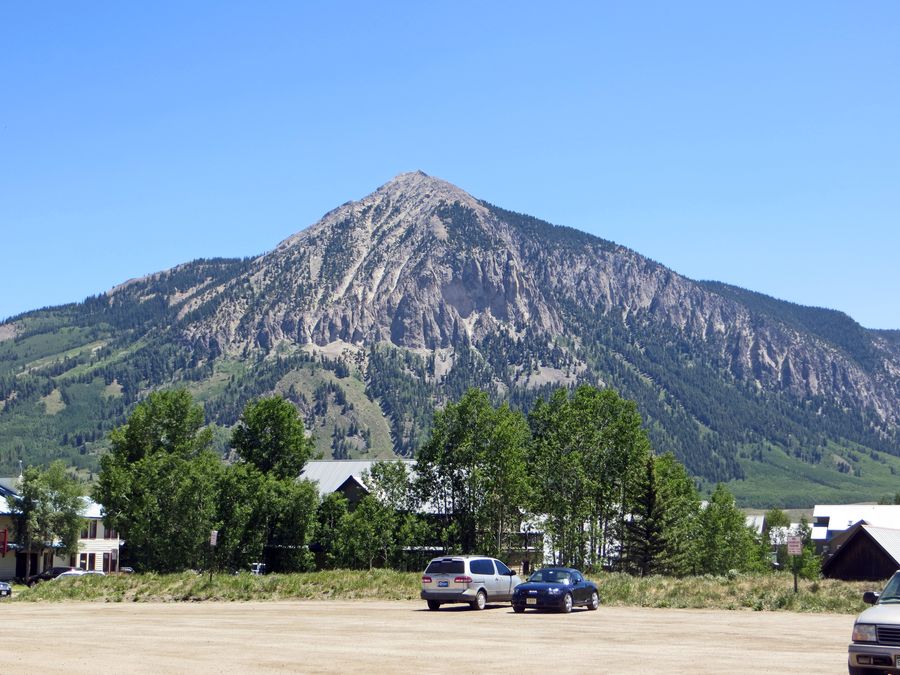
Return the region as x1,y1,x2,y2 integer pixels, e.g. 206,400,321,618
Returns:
821,523,900,581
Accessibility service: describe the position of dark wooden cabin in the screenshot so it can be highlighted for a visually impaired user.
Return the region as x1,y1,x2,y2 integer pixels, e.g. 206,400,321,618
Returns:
821,523,900,581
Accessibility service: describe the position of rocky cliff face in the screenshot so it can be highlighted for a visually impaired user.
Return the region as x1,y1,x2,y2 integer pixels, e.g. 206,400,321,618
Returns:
179,172,559,353
171,171,900,428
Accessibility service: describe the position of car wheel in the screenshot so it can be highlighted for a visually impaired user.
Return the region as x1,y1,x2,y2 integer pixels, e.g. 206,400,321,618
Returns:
588,591,600,610
561,593,573,613
427,600,441,611
513,604,525,613
471,590,487,610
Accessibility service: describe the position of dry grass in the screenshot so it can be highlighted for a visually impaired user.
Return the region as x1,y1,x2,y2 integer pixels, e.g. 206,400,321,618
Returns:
594,571,874,613
13,569,876,613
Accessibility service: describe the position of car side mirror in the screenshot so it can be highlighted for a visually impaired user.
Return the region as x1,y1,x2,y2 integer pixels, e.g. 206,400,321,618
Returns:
863,591,880,605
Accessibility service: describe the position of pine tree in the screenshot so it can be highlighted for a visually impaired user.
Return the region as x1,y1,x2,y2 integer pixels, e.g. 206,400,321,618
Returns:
622,455,665,575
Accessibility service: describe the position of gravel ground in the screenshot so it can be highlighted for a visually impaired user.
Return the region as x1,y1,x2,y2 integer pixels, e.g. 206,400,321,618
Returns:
3,600,854,673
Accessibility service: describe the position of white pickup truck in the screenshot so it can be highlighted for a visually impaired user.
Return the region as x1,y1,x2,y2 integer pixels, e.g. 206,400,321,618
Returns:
849,571,900,674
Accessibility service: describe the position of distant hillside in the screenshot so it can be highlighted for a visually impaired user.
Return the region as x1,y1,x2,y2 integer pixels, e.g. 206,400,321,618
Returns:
1,172,898,506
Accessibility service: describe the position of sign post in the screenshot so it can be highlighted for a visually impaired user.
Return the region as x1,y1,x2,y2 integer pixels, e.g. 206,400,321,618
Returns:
787,535,803,593
209,530,218,584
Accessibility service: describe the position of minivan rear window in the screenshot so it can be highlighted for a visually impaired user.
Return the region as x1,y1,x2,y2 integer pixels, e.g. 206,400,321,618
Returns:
425,560,464,574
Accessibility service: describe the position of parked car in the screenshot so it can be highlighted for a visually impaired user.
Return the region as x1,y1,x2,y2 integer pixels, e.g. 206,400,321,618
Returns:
55,569,87,579
421,556,521,611
0,580,11,598
848,571,900,674
25,566,80,586
511,566,600,613
118,567,135,574
249,562,267,575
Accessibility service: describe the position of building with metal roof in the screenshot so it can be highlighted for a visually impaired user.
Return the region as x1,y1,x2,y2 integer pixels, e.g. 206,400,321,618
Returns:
812,504,900,549
822,523,900,581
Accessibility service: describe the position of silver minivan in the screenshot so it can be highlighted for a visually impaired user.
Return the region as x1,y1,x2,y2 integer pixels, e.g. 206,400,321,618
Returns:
420,555,522,611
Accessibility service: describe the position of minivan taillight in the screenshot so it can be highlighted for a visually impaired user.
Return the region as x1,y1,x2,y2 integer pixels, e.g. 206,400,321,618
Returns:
422,576,432,583
454,575,473,584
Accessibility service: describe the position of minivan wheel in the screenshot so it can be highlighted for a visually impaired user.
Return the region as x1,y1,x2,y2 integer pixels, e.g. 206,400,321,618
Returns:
471,590,487,610
427,600,441,611
513,605,525,614
588,591,600,610
561,593,573,613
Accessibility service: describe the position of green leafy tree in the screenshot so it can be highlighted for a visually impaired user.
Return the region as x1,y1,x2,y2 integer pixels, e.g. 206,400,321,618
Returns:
6,461,85,578
528,385,651,570
363,461,418,512
315,492,350,569
415,389,530,556
262,476,318,572
362,460,432,570
230,396,314,479
695,484,761,575
217,397,319,572
763,507,791,570
341,495,397,569
528,390,591,567
213,463,269,571
94,389,222,572
795,516,821,580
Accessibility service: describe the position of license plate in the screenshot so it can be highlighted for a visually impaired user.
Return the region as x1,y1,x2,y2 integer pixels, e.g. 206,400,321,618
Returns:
438,581,449,587
526,598,537,605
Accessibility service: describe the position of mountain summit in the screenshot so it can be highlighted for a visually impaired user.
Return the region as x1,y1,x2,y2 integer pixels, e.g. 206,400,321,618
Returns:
183,170,561,353
2,173,899,505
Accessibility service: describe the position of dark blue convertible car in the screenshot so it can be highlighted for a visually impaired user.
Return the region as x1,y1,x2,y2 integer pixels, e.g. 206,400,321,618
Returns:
511,567,600,613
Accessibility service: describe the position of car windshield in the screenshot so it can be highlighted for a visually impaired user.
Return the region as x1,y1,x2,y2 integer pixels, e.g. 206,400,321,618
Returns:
529,570,571,584
879,573,900,602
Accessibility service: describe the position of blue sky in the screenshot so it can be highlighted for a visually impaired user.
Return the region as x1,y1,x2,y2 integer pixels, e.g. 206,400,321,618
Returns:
2,2,898,328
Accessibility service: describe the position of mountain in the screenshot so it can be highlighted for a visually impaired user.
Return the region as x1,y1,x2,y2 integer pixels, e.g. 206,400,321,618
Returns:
2,171,899,506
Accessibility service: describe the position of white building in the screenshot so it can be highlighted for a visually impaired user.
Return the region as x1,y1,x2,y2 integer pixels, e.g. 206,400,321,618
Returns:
812,504,900,552
0,478,123,579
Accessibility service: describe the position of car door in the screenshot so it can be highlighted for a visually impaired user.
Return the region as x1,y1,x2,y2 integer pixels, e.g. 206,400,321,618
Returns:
571,572,589,604
493,559,515,600
469,558,496,598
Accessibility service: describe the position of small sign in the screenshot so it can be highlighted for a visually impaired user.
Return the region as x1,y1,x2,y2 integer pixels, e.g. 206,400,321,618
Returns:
209,530,218,547
787,535,803,556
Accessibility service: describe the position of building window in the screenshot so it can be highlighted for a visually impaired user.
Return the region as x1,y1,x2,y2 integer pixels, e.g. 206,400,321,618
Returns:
89,521,98,539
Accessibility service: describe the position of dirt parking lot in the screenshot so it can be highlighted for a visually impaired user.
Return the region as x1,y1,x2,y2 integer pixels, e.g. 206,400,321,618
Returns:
3,600,853,673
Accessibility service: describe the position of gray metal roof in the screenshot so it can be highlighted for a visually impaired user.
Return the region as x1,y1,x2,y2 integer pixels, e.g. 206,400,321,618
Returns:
863,525,900,563
300,460,415,495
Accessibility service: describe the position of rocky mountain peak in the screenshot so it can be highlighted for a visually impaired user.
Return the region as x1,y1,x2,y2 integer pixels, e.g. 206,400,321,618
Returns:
274,171,487,254
3,173,900,501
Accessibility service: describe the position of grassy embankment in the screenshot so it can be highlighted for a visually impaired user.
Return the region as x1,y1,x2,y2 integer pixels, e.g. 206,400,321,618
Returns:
11,570,877,614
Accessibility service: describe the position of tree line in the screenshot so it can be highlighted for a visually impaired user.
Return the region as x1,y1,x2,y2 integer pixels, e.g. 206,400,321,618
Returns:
9,385,818,578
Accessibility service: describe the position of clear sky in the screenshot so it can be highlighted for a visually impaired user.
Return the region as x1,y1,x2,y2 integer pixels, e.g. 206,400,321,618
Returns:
2,2,898,328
